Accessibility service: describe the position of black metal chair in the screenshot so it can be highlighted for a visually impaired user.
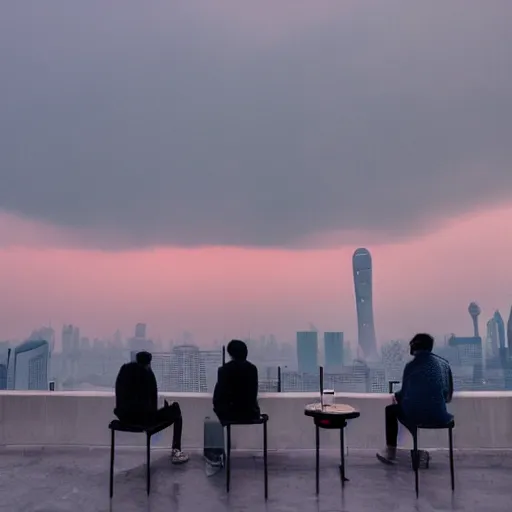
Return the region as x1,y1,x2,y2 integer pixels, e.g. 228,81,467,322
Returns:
411,418,455,498
222,414,269,500
108,419,172,497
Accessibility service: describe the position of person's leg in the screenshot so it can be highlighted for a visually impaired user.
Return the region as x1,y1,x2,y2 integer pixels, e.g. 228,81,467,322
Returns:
153,402,188,463
168,403,183,451
386,404,400,448
376,404,400,464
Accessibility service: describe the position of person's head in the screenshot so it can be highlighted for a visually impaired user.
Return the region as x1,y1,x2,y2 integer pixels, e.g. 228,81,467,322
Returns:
409,333,434,356
227,339,248,362
136,351,152,369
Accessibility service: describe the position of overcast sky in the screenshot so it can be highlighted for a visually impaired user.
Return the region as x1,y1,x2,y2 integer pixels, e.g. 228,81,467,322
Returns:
1,1,511,249
1,2,511,343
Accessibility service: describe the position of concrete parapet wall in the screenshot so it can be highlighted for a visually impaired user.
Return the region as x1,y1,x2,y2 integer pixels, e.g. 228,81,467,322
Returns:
1,391,512,450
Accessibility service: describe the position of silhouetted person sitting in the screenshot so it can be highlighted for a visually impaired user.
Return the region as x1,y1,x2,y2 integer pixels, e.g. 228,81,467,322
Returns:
114,351,189,464
377,333,453,465
213,339,260,424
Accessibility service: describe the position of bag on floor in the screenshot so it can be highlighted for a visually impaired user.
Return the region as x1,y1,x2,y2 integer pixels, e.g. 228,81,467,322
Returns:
204,415,225,476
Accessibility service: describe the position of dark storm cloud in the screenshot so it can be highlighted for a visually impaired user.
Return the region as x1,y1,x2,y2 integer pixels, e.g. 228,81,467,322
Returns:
1,1,512,248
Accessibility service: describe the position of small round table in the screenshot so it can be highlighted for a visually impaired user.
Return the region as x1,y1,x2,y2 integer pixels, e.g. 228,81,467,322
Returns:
304,403,360,494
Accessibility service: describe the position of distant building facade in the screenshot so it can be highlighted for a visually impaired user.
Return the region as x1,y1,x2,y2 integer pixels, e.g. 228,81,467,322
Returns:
170,344,206,392
296,331,318,374
12,340,50,390
352,248,377,360
200,349,223,392
0,363,7,390
507,307,512,359
324,332,344,373
494,311,507,362
486,317,499,359
447,336,483,367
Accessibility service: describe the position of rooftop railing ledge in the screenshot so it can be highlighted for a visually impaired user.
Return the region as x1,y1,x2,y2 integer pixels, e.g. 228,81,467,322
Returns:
2,390,512,398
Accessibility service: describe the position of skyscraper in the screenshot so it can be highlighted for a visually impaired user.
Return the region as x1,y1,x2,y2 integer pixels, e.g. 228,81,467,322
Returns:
0,363,7,390
296,331,318,374
12,340,50,390
200,349,223,392
507,307,512,358
468,302,481,337
352,248,377,360
448,336,483,367
486,317,499,358
494,310,506,364
129,323,154,352
494,311,506,348
170,344,206,392
324,332,344,373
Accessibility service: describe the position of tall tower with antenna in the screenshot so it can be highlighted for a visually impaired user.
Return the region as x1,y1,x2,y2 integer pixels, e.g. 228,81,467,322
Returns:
468,302,481,337
352,248,377,360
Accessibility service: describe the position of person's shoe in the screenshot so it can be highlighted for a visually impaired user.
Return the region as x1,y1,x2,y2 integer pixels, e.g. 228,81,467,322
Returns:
376,447,397,465
171,449,189,464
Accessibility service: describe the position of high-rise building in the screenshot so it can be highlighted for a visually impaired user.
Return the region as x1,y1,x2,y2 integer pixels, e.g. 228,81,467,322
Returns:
448,336,483,367
352,248,377,360
170,345,206,392
324,332,344,373
507,307,512,358
12,340,50,390
494,311,507,363
200,349,223,392
296,331,318,374
381,339,409,382
468,302,481,338
494,311,506,348
0,363,7,390
62,325,80,354
129,323,154,353
486,317,499,358
29,327,55,352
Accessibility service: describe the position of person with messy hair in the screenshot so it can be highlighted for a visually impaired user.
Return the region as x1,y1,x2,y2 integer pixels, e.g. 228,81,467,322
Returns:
213,339,260,423
114,351,189,464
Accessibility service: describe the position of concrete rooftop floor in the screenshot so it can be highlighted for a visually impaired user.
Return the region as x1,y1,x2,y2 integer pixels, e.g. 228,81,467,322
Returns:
0,447,511,512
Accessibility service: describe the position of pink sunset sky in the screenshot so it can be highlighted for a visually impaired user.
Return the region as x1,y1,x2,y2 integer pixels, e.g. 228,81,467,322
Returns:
1,2,512,345
1,204,511,344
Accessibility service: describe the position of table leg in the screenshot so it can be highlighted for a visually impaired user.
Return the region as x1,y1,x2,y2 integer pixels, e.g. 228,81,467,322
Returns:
315,425,320,495
339,427,349,484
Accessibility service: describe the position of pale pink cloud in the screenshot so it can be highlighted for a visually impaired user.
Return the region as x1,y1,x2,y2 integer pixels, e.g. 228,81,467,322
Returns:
0,205,511,345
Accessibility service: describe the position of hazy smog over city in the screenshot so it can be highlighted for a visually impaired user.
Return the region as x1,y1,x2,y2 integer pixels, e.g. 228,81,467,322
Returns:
1,1,511,393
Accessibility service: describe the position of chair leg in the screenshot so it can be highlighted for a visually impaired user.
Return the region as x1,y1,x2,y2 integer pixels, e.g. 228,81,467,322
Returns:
146,434,151,495
449,427,455,492
263,421,268,500
315,425,320,495
413,431,419,499
109,429,115,499
339,426,347,485
226,426,231,493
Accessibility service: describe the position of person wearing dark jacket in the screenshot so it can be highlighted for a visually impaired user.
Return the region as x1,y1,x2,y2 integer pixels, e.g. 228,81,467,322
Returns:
213,339,260,423
114,351,188,464
377,333,453,465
